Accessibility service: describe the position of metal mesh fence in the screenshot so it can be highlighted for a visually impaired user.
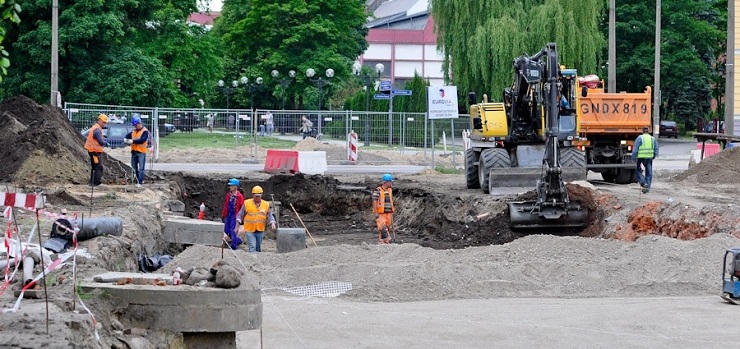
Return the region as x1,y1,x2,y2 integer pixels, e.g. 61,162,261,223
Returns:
64,102,471,166
278,281,353,298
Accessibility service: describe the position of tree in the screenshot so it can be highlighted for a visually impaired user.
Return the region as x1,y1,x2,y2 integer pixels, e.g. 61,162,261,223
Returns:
0,0,21,82
0,0,214,106
610,0,725,130
216,0,368,110
430,0,605,103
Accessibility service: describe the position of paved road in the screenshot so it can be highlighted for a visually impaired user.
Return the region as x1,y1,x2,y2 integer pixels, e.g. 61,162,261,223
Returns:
239,295,740,349
150,138,697,175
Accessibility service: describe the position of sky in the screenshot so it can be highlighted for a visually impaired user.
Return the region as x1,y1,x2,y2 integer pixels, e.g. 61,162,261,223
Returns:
200,0,222,12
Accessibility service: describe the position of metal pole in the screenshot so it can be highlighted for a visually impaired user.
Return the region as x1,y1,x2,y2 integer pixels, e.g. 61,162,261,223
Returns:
451,119,456,167
318,78,323,136
608,0,616,93
388,95,393,146
50,0,59,105
365,76,371,146
726,0,735,136
653,0,661,137
431,120,435,169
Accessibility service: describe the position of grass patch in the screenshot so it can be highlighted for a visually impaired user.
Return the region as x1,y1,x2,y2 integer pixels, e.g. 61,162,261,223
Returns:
434,166,462,174
159,131,296,150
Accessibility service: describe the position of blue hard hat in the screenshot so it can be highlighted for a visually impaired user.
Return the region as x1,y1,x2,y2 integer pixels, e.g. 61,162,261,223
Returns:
131,116,142,126
382,173,393,182
227,178,240,186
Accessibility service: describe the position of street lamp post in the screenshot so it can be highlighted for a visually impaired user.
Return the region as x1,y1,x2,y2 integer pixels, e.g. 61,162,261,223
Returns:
272,69,296,135
352,62,384,146
218,79,239,110
306,68,335,137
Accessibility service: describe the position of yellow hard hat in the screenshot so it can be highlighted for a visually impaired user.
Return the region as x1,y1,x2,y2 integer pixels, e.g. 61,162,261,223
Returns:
98,114,109,123
251,185,263,195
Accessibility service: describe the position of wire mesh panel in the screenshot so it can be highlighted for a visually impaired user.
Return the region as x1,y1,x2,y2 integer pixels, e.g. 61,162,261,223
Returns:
278,281,353,298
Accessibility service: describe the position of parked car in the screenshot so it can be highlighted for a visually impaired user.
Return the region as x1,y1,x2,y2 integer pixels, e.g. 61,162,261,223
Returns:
81,124,136,149
659,120,679,138
159,123,176,137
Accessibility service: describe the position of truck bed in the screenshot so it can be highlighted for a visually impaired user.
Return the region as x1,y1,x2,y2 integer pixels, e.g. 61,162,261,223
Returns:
578,87,652,134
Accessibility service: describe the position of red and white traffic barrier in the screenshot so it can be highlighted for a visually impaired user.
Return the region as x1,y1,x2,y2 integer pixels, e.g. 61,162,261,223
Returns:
0,192,45,209
347,130,358,163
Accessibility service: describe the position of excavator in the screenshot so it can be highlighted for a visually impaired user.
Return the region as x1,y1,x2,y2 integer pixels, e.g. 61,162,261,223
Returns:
466,43,588,228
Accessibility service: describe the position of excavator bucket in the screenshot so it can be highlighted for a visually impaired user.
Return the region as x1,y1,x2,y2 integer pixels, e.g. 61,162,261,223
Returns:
489,167,587,191
508,201,589,229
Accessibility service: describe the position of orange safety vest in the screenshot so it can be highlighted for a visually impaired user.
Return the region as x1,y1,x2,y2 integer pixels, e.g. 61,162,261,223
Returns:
375,187,394,214
242,199,270,232
131,127,149,153
84,124,104,153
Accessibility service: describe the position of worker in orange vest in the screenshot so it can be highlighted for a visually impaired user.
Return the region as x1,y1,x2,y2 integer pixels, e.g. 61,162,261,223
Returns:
124,116,150,187
373,174,395,244
236,185,276,252
84,114,110,186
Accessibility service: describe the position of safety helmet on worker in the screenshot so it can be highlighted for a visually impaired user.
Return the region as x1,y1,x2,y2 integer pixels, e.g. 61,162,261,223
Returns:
131,116,142,126
251,186,264,195
227,178,240,187
382,173,393,182
98,114,108,123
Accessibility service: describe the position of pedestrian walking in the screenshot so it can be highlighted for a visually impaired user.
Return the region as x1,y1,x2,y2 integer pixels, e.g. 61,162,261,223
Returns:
236,186,276,252
632,126,659,193
84,114,109,186
373,174,395,244
300,116,313,139
124,116,150,187
221,178,245,249
265,111,274,136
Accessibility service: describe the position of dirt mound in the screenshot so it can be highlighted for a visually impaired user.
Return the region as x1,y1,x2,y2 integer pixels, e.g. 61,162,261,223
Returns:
0,95,130,186
673,147,740,184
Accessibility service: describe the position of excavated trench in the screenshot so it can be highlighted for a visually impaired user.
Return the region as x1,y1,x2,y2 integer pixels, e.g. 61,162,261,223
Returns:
172,174,609,249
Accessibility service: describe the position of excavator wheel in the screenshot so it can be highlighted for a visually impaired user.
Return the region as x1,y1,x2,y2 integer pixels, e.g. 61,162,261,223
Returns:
478,148,510,193
559,147,587,168
465,148,480,189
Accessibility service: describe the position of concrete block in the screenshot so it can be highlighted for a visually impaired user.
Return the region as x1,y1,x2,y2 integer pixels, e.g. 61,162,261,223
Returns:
167,200,185,212
162,216,223,245
81,272,262,332
183,332,236,349
276,228,306,253
297,151,327,175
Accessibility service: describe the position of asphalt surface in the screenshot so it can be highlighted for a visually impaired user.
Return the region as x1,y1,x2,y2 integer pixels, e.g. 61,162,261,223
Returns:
239,295,740,349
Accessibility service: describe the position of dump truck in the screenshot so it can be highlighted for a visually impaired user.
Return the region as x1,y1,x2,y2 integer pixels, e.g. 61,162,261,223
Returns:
574,75,652,183
465,43,588,228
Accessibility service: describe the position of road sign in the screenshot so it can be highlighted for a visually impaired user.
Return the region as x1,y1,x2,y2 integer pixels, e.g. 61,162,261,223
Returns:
391,89,412,96
379,80,391,91
374,94,390,100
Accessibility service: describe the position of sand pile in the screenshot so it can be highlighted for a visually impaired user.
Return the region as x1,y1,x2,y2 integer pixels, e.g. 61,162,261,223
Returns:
673,147,740,184
0,95,130,186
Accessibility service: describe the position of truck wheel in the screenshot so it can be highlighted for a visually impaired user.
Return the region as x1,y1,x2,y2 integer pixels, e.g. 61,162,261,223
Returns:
479,148,510,193
465,148,480,189
615,169,633,184
601,171,617,182
559,147,587,168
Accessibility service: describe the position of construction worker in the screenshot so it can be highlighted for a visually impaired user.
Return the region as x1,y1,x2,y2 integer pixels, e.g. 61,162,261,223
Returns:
124,116,150,187
632,126,659,194
84,114,109,186
221,178,245,249
236,186,276,252
373,173,395,244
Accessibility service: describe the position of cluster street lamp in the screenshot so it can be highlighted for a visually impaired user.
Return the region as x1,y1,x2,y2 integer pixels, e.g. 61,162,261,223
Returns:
306,68,335,136
240,76,264,112
217,79,239,110
352,62,385,146
271,69,296,110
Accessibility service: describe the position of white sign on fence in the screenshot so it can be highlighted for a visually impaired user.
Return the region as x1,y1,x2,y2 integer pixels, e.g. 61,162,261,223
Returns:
427,86,458,119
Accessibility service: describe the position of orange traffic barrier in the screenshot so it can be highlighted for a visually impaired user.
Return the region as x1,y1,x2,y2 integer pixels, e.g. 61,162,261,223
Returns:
263,149,299,174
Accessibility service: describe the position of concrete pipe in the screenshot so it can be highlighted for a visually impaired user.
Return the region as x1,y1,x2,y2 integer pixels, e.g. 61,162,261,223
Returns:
77,217,123,241
23,256,34,286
